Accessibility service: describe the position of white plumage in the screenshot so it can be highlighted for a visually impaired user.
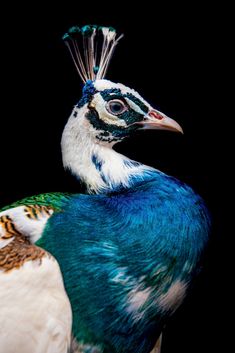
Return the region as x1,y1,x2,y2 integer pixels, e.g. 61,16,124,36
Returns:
0,255,72,353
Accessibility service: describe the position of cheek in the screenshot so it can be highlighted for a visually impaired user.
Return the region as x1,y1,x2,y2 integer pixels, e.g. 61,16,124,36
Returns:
101,112,127,127
119,110,144,125
109,124,139,139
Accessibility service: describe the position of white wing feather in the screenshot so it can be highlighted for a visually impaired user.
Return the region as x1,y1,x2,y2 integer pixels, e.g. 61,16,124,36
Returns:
0,255,72,353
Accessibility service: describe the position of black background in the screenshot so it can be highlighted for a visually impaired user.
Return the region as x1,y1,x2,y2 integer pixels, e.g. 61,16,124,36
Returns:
0,2,229,352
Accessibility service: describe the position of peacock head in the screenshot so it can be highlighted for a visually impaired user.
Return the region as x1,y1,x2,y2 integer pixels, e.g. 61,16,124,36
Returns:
62,25,182,147
71,78,182,145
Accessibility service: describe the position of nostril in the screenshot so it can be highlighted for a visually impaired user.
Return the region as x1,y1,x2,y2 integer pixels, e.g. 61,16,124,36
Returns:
149,110,164,120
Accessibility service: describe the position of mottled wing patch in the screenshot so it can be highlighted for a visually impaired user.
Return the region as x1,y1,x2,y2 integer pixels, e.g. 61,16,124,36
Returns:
0,215,46,272
0,215,20,238
24,205,53,220
0,205,54,244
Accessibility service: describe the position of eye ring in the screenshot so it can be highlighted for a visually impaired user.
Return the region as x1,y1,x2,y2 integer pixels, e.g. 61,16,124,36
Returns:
106,99,127,115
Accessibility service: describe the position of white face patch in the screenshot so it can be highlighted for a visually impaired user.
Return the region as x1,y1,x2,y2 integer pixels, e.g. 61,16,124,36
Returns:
93,79,151,110
125,97,147,115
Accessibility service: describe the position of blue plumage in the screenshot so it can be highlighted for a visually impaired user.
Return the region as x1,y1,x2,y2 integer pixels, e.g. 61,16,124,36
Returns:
37,169,210,352
76,80,97,108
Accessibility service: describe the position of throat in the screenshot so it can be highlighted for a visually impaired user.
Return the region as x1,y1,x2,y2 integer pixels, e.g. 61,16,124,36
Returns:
89,147,152,193
67,145,153,193
62,127,154,194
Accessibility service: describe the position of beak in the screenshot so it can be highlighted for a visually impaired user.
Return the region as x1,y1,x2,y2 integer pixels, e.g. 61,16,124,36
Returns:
139,109,183,134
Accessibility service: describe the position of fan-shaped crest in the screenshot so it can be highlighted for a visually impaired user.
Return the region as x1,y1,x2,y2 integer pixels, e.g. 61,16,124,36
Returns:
63,25,123,83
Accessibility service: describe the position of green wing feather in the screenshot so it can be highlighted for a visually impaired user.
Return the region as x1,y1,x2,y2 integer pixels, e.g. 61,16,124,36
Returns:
0,192,72,212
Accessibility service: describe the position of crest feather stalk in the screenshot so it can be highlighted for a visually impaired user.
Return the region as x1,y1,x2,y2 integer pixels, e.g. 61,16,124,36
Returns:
63,25,123,83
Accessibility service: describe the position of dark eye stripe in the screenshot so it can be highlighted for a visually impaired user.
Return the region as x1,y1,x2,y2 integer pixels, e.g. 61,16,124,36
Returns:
100,89,149,114
100,88,122,101
123,93,149,113
86,106,139,141
100,92,126,104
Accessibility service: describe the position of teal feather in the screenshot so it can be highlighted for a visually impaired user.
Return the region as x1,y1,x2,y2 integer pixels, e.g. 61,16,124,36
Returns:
0,192,71,212
36,170,210,353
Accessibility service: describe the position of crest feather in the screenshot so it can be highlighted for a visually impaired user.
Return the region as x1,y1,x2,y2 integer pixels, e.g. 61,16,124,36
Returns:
63,25,123,83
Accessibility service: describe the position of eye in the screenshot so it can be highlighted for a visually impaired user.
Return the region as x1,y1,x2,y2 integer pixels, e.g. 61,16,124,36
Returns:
106,99,127,115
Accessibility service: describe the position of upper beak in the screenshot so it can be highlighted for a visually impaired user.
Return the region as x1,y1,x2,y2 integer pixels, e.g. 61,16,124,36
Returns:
139,109,183,134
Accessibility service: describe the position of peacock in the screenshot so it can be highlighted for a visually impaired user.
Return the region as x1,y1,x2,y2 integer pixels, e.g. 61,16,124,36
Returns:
0,25,210,353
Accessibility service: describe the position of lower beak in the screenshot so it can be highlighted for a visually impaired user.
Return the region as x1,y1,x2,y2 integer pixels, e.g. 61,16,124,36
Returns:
140,109,183,134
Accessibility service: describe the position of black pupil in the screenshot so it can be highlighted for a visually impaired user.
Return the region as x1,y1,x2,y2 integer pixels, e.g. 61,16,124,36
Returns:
110,101,123,113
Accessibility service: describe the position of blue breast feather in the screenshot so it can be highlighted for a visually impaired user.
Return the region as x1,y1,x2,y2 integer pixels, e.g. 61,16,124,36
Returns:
37,170,210,353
